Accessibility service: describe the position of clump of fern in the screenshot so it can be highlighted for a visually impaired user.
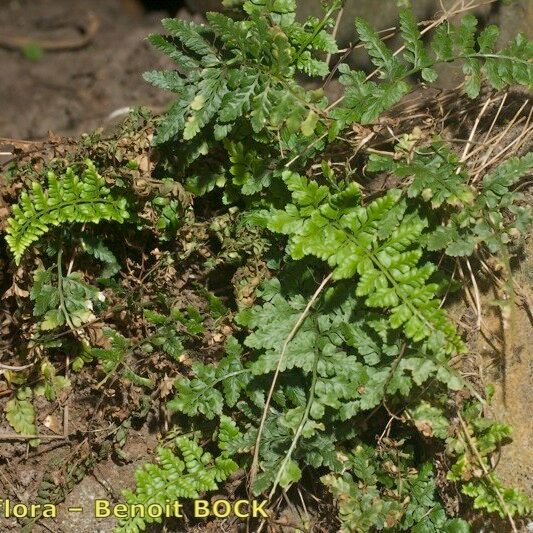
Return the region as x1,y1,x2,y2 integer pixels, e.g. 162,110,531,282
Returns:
2,1,532,532
136,1,532,529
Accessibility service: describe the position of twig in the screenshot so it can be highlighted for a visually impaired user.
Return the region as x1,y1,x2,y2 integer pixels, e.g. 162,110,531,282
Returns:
0,433,66,441
63,355,70,438
248,273,333,493
0,362,34,371
285,132,328,168
268,348,320,499
459,94,491,174
477,122,533,176
465,258,482,330
0,13,99,52
326,4,345,67
471,99,530,180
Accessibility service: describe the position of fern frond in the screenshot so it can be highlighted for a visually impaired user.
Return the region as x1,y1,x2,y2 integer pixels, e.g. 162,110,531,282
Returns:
335,12,532,124
427,153,533,256
5,387,37,437
5,160,128,264
355,17,405,79
479,152,533,209
368,140,475,208
243,0,297,28
167,337,250,419
145,34,199,71
115,436,238,533
147,7,333,150
332,66,409,125
81,237,120,278
161,18,218,63
399,9,437,82
263,172,464,352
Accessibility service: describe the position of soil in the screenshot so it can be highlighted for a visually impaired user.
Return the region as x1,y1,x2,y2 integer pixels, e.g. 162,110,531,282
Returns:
0,0,187,140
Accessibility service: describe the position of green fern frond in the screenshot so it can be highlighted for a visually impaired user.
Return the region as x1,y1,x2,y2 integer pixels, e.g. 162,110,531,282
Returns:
335,11,532,124
5,160,128,265
355,17,406,79
5,387,37,437
31,267,101,331
115,436,238,533
368,140,475,208
167,337,250,419
399,9,436,82
146,5,337,148
262,173,464,352
427,152,533,256
323,447,470,533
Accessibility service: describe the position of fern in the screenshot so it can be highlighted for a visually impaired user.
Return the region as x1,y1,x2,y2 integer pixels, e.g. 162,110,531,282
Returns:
447,400,532,519
260,172,464,352
242,279,465,491
368,140,475,208
3,4,530,532
145,7,335,145
168,337,250,419
31,267,102,331
427,153,533,256
121,4,532,530
5,387,37,437
115,436,238,533
322,446,470,533
5,160,129,264
81,237,121,278
334,11,532,125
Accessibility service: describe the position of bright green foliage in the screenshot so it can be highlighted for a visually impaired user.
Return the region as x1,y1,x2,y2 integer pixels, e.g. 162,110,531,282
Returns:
116,4,532,530
427,153,533,256
332,64,410,126
261,172,464,352
144,1,342,194
5,387,37,437
115,436,238,533
6,160,128,264
238,279,463,409
461,478,531,519
225,140,274,195
322,445,470,532
31,267,102,331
